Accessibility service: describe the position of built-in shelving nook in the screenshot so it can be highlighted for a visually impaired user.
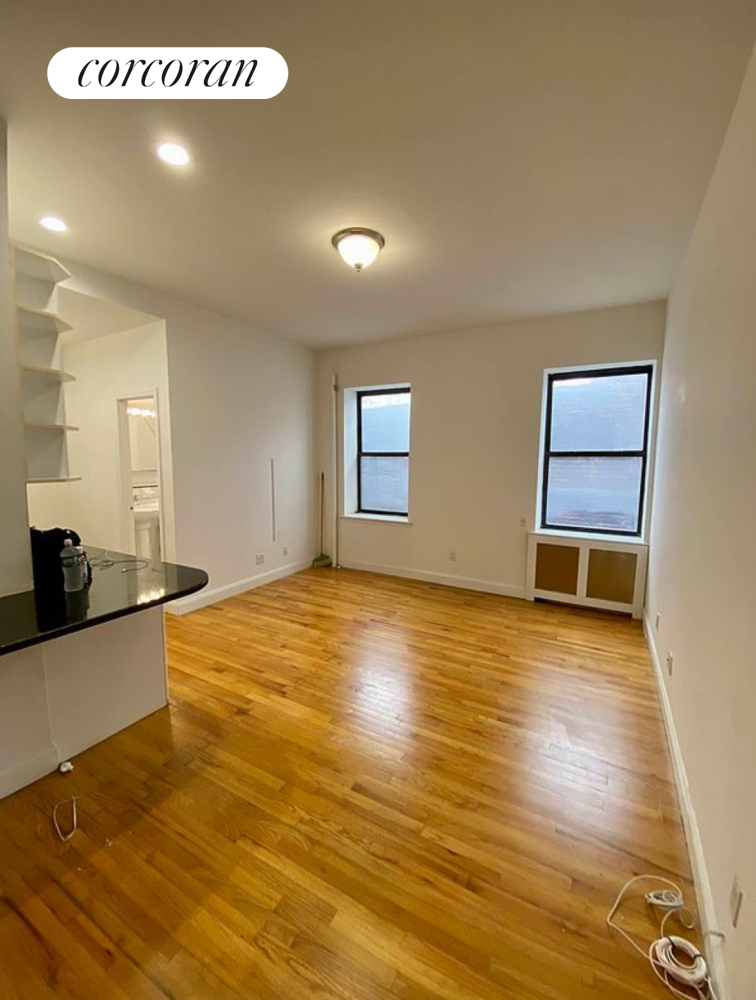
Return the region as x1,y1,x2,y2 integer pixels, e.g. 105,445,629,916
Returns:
13,247,80,484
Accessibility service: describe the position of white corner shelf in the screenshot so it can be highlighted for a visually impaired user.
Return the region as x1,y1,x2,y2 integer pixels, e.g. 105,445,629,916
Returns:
20,364,76,384
27,476,82,485
14,247,71,284
24,422,80,432
14,246,78,485
17,305,73,335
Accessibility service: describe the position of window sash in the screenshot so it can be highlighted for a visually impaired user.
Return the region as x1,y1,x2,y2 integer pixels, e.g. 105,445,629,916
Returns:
357,388,410,515
541,365,652,537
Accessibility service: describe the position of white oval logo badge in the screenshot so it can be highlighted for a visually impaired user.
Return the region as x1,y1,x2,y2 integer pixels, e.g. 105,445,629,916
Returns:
48,47,288,99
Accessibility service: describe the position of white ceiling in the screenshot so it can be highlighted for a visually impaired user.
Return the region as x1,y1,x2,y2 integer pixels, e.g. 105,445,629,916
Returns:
1,1,754,348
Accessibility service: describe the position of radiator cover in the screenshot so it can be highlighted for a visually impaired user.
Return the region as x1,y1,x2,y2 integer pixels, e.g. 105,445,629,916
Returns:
526,532,647,619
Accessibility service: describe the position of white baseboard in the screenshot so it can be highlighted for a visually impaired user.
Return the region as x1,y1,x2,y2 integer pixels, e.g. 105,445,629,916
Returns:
338,559,526,600
0,748,58,801
167,559,311,615
644,615,728,1000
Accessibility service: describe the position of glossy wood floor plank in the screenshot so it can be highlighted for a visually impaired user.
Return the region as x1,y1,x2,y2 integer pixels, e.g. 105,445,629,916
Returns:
0,568,694,998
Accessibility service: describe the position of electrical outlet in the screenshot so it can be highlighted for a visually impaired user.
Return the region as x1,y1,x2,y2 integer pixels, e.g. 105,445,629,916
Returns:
655,612,661,631
730,875,744,928
666,650,674,676
283,545,289,557
255,553,265,566
449,550,457,563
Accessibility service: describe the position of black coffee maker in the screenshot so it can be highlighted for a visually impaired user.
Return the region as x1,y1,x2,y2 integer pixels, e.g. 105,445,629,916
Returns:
30,527,90,591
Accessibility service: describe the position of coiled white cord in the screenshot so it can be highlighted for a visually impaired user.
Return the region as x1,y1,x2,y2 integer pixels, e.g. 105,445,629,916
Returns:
52,795,79,842
607,875,718,1000
647,888,686,911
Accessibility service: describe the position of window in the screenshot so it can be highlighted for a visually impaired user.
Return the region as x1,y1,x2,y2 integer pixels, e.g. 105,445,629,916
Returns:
357,387,411,515
540,365,653,536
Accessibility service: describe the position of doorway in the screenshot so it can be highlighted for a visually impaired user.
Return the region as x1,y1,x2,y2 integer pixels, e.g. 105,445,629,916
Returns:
118,394,162,562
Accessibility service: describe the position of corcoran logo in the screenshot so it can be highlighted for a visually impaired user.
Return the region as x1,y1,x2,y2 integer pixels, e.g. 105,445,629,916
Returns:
48,47,288,99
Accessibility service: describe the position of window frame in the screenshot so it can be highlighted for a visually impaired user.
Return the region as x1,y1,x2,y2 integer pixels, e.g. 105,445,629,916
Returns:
356,386,411,517
540,363,654,538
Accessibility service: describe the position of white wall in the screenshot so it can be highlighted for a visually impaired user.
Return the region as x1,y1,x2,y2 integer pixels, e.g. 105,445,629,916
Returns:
0,122,54,797
0,120,32,595
60,261,317,609
317,301,665,594
646,45,756,1000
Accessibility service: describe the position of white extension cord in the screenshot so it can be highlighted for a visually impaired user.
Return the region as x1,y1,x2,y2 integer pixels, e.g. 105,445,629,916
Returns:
607,875,718,1000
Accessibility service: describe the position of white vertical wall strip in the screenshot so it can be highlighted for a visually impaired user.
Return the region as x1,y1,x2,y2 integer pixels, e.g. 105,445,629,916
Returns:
270,457,277,542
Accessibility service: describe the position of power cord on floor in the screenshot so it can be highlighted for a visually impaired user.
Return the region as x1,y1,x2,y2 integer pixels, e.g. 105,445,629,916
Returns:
607,875,719,1000
52,796,78,842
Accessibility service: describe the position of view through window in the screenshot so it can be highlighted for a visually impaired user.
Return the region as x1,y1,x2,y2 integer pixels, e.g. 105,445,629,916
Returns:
357,388,411,515
541,365,653,535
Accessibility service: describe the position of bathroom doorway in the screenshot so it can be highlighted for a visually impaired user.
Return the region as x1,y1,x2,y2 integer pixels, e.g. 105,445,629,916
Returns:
118,393,163,562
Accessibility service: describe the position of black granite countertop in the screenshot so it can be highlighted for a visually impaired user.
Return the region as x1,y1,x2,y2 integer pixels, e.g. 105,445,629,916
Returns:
0,547,208,656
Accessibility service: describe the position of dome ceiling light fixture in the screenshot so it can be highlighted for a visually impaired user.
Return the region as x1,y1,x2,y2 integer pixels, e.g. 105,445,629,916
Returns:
331,227,385,272
157,141,191,166
40,215,68,232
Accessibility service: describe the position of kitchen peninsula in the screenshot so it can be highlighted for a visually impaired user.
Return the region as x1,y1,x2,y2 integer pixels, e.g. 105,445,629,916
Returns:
0,548,207,797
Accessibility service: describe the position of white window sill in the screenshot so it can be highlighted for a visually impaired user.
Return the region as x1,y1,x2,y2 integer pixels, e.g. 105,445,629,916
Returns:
341,513,412,525
533,527,647,546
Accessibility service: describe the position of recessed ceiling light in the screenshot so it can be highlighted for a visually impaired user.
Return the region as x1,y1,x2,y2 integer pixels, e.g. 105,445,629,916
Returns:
157,142,190,166
39,216,68,233
331,228,385,272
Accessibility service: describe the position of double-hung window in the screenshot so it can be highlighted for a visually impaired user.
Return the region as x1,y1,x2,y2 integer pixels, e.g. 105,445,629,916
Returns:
357,387,411,516
540,364,653,536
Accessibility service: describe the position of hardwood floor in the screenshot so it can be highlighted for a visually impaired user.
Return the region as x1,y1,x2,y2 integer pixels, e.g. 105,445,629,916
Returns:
0,568,693,999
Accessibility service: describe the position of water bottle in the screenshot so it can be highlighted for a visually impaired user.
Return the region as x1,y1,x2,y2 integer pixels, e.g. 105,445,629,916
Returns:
61,539,84,593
